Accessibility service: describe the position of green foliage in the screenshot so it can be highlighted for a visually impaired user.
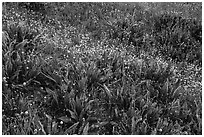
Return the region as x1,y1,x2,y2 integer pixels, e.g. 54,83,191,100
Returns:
2,2,202,135
152,13,201,65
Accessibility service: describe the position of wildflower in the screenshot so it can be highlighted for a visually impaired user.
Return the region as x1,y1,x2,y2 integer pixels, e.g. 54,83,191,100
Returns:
3,77,7,82
25,111,29,115
158,128,162,132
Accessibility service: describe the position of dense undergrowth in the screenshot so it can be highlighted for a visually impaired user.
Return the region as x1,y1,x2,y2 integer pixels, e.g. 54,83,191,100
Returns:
2,2,202,135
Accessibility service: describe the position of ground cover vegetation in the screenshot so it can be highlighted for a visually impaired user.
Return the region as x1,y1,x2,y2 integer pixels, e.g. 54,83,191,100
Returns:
2,2,202,135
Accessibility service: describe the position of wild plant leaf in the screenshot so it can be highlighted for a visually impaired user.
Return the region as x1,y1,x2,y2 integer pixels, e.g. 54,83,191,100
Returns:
33,115,46,135
2,30,9,40
141,121,148,134
45,88,58,105
39,72,57,85
68,109,78,120
6,59,13,74
64,92,71,108
171,98,180,106
195,108,202,133
58,116,72,123
120,85,124,97
46,114,52,135
33,115,41,131
155,118,162,131
78,118,86,134
182,101,188,112
8,40,16,52
131,117,136,135
172,85,184,99
15,39,28,50
48,72,62,85
78,77,87,91
70,97,76,110
161,78,170,95
75,96,82,116
84,100,94,111
144,90,151,104
103,84,112,98
82,122,89,135
10,69,21,81
171,79,181,94
99,122,109,127
2,31,10,51
64,122,79,135
114,108,118,117
51,121,58,134
109,121,117,126
170,99,180,114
